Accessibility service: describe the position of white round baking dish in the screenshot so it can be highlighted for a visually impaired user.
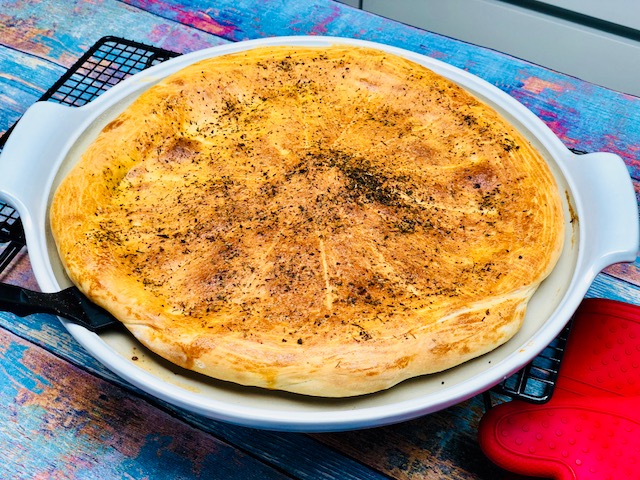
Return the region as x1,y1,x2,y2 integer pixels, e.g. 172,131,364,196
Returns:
0,36,637,432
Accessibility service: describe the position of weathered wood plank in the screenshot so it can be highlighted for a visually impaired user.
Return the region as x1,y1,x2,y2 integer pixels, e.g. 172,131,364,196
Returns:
0,48,66,135
603,257,640,289
168,411,392,480
0,312,389,479
0,0,228,63
0,248,39,290
587,272,640,305
314,396,504,480
0,0,228,135
0,327,291,480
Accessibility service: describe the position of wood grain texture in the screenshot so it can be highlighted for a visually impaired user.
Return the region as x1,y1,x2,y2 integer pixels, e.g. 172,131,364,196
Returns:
0,48,66,136
0,249,39,290
314,396,504,480
0,0,229,135
0,312,389,480
0,328,291,480
587,272,640,305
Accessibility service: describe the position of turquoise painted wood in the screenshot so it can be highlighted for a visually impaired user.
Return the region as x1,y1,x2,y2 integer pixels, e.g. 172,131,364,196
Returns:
0,304,393,478
0,0,231,134
0,328,291,480
1,0,639,478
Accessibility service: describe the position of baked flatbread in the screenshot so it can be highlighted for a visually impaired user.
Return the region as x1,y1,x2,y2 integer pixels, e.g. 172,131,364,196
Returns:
50,45,564,397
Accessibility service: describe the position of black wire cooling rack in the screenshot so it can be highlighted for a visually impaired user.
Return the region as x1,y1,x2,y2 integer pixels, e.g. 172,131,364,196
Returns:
0,36,571,405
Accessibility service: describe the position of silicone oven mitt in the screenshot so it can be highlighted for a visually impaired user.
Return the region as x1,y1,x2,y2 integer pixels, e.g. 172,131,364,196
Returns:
478,298,640,480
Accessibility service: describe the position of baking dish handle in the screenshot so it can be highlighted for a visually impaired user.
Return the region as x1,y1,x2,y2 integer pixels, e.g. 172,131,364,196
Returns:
568,151,639,275
0,101,89,289
0,101,88,212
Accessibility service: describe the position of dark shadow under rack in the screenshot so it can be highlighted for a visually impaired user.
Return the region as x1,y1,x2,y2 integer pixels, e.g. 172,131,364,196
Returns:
0,36,572,406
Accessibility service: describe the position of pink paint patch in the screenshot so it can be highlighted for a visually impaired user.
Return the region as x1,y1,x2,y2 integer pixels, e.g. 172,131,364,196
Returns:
176,10,237,37
535,108,572,141
427,50,449,61
604,260,640,285
521,77,565,95
147,23,171,44
310,6,340,35
146,24,222,53
602,133,639,162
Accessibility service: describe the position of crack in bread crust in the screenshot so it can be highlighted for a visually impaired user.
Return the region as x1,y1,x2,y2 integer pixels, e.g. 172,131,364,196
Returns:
50,46,564,397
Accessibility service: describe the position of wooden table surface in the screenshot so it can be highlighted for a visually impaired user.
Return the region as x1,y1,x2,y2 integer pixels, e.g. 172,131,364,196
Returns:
1,1,639,479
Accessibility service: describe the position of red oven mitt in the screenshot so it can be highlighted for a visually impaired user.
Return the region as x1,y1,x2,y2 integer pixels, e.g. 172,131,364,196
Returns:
478,298,640,480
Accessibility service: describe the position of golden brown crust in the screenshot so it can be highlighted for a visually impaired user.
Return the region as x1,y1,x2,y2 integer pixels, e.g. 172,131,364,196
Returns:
50,46,564,396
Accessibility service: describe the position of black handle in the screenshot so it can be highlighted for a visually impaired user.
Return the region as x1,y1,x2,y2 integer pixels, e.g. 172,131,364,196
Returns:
0,282,119,331
0,282,60,317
